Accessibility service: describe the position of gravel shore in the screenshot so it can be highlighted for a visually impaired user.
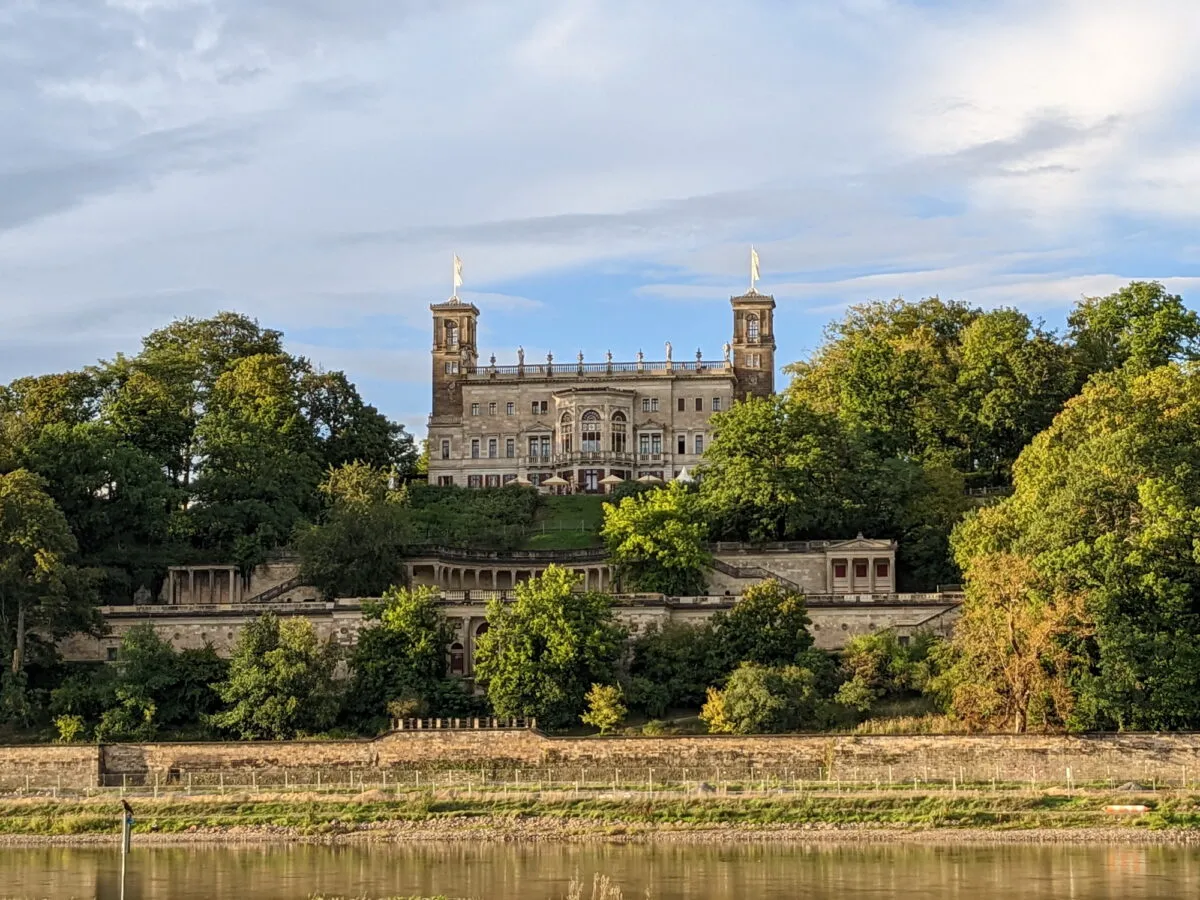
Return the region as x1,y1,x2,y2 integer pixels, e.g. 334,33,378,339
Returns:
2,817,1199,848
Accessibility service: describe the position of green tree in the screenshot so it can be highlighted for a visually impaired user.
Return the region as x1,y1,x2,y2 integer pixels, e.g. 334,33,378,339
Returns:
701,662,824,734
473,566,624,727
580,683,626,734
710,580,815,674
1069,281,1200,377
699,396,860,542
299,369,416,473
785,297,978,465
627,621,719,718
0,470,95,681
211,613,341,739
345,585,469,728
835,630,940,713
189,353,323,568
21,423,176,603
950,363,1200,730
297,463,413,600
601,483,711,595
956,309,1076,481
95,626,228,740
97,312,286,491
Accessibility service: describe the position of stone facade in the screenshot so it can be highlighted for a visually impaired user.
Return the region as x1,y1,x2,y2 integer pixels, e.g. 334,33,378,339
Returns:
159,558,319,606
58,589,960,665
426,291,776,490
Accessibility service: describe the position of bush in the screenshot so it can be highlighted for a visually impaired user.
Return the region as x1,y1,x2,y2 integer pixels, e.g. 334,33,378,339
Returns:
54,714,85,743
701,662,827,734
581,684,627,735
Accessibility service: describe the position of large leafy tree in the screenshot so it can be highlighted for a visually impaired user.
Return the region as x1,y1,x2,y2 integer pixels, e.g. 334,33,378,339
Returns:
709,579,816,675
21,423,176,603
189,353,323,568
699,396,863,542
300,369,416,473
95,624,226,741
626,621,719,718
1069,281,1200,378
211,612,341,740
601,483,711,595
785,297,978,465
701,662,825,734
345,585,468,728
98,312,286,491
0,470,96,677
473,566,624,727
297,463,412,600
951,363,1200,730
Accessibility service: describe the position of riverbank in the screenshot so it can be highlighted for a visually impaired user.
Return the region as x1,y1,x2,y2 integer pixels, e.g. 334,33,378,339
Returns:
1,789,1198,845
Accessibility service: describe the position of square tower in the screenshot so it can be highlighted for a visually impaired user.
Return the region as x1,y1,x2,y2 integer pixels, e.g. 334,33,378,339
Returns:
730,291,776,400
430,298,479,421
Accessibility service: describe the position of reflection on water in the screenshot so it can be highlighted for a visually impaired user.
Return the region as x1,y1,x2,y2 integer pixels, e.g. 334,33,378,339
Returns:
2,842,1199,899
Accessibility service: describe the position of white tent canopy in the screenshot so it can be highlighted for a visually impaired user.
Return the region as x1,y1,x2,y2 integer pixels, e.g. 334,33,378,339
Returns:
674,467,695,484
542,475,569,486
599,474,625,485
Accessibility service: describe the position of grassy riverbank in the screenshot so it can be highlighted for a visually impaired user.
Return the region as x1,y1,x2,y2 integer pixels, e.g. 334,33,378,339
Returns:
2,788,1199,842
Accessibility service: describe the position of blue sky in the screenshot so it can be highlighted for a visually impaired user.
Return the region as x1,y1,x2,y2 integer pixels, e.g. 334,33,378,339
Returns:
3,0,1200,436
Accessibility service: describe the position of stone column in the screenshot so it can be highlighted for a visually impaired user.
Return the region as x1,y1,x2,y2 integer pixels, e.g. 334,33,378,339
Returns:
188,569,194,605
826,558,834,594
167,569,175,605
869,558,877,593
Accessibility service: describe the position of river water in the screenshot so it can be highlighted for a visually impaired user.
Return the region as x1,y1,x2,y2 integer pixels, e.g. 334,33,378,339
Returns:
2,842,1199,899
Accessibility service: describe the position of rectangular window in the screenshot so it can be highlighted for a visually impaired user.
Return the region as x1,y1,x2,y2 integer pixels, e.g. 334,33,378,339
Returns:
876,561,890,578
855,561,869,579
488,402,497,416
502,474,517,485
540,436,551,457
677,435,686,454
712,397,722,411
471,439,480,459
437,475,454,487
471,402,480,416
651,398,659,412
532,401,540,415
506,401,515,416
506,438,515,458
678,397,686,412
695,397,703,412
485,474,500,488
467,475,482,488
639,434,650,454
651,433,662,454
694,434,704,454
642,398,651,412
488,438,498,458
444,361,459,374
440,439,450,460
529,437,538,458
834,562,847,579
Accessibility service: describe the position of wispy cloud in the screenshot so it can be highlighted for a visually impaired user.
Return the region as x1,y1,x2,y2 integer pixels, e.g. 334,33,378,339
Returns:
1,0,1198,434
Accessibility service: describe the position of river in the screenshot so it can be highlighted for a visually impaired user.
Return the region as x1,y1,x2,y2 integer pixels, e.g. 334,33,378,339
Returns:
3,842,1199,899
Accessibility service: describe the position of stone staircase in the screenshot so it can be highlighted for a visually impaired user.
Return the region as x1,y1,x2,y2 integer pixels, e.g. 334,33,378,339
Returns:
708,558,802,593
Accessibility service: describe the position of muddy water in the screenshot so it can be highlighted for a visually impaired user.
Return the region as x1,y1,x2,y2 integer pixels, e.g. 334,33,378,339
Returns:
2,842,1199,899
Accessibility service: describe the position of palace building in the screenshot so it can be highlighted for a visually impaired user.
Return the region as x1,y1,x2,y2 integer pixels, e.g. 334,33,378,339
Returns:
426,289,777,490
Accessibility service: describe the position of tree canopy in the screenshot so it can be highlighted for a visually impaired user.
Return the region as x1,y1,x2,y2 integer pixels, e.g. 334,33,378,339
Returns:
473,566,625,727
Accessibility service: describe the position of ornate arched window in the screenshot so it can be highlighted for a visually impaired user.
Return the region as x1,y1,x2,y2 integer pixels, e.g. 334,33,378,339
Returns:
581,409,602,453
449,642,465,675
611,411,627,453
445,320,459,349
746,313,760,343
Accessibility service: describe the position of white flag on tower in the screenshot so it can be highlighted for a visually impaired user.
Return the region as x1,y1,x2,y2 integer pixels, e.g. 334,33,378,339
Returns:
750,246,760,291
453,254,464,295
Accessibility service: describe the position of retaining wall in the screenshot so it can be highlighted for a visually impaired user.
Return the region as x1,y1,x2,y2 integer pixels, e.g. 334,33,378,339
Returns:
0,731,1189,787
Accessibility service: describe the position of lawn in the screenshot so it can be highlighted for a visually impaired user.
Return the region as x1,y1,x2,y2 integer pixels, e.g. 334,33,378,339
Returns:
520,495,608,550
